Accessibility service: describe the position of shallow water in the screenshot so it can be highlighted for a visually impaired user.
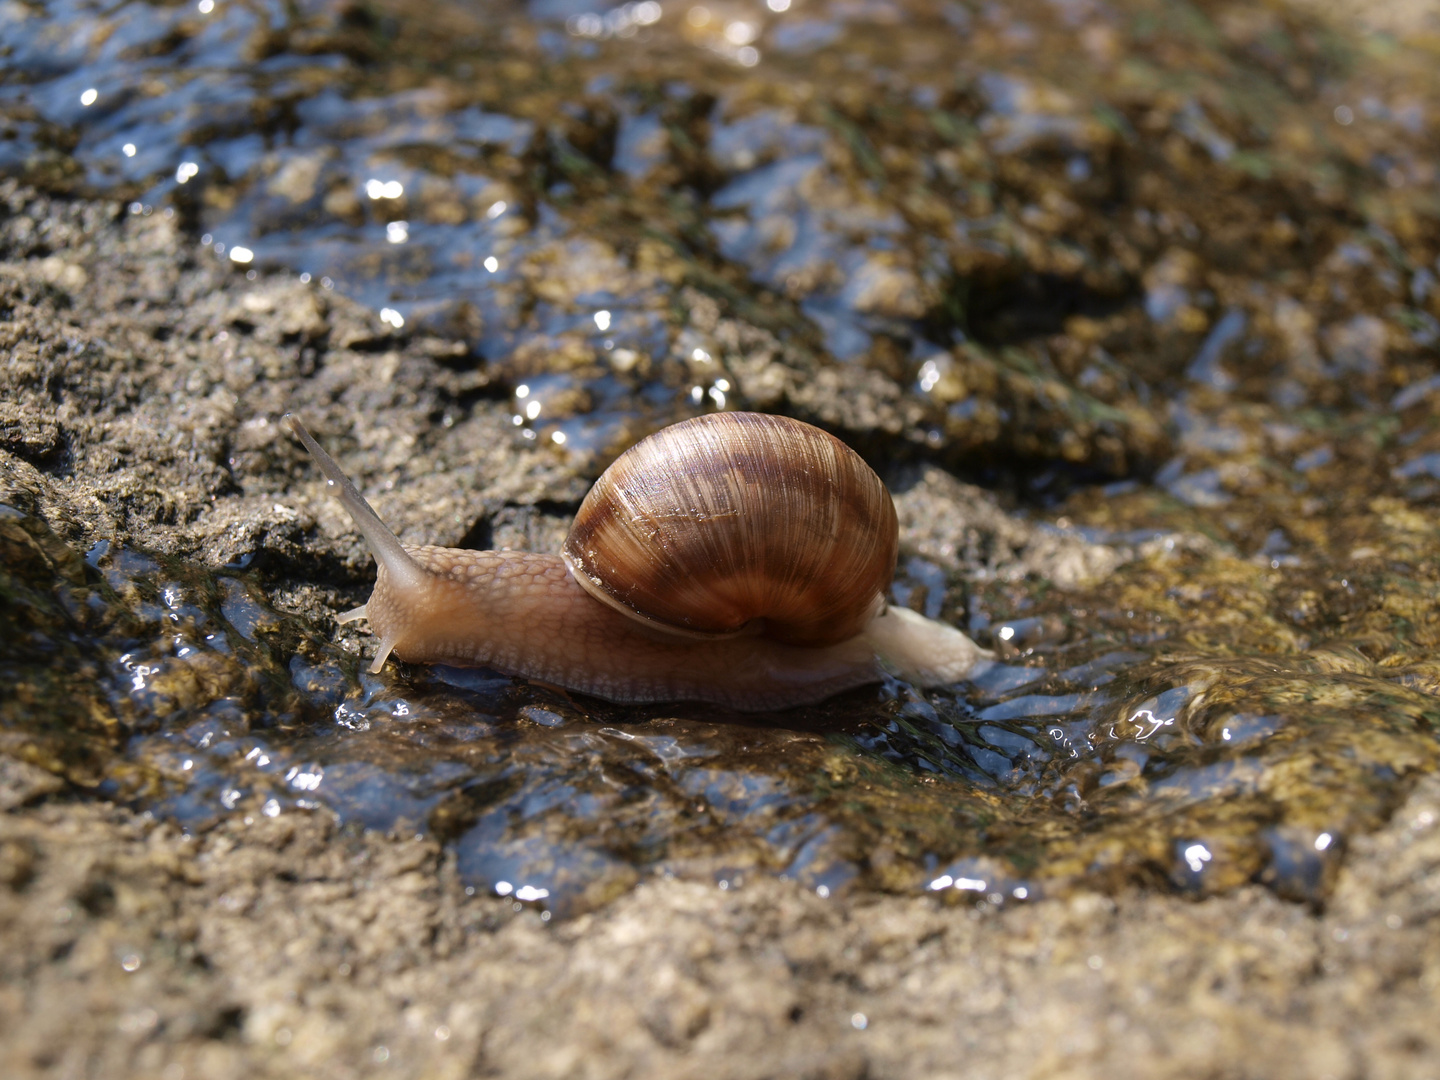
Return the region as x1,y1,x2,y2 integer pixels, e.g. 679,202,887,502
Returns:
2,0,1440,915
6,489,1439,914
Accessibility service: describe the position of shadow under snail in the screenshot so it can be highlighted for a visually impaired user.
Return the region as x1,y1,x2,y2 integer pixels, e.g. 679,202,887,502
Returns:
282,411,991,711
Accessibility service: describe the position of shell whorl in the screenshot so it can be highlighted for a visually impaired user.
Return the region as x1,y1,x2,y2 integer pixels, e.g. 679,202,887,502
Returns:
562,412,898,647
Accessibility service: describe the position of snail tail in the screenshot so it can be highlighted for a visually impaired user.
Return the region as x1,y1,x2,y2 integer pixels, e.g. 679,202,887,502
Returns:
864,605,993,687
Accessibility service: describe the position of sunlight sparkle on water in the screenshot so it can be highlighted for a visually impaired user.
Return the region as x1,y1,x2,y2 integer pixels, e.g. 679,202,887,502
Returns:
365,179,403,200
725,21,757,45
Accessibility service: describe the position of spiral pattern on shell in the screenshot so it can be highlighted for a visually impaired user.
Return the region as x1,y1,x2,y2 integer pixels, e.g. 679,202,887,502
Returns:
562,412,899,647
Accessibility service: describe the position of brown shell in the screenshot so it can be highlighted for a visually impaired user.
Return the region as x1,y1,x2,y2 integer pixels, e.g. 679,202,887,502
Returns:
562,412,898,647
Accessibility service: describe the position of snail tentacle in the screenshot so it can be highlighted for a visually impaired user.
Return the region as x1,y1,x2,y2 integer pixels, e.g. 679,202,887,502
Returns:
281,414,426,595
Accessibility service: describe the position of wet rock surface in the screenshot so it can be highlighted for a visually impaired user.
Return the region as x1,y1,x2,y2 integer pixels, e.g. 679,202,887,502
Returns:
3,0,1440,1074
0,770,1436,1079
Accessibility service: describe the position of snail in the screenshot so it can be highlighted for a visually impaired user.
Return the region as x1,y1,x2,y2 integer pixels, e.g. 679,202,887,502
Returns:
281,411,990,711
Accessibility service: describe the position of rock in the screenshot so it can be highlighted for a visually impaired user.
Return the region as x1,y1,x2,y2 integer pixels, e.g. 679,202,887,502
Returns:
0,757,65,812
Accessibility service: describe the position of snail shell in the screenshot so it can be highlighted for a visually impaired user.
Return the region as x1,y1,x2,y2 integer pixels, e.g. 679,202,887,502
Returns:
563,412,897,646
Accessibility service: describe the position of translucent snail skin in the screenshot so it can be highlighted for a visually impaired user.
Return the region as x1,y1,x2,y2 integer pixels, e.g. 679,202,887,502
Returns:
283,412,990,711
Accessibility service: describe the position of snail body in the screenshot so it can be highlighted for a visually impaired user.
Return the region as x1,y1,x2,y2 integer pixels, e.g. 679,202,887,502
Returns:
283,411,989,711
